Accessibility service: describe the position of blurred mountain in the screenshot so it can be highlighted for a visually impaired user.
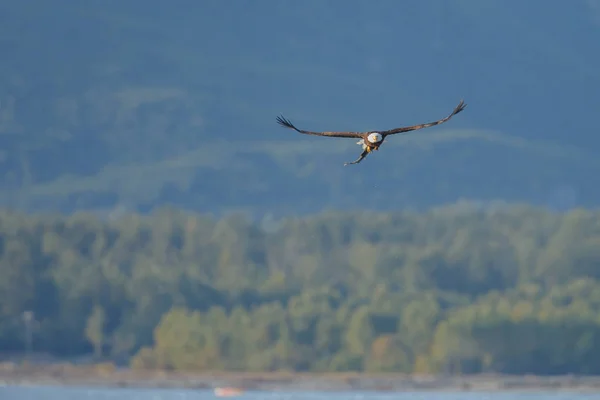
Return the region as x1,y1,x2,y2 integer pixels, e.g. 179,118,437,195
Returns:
1,0,599,216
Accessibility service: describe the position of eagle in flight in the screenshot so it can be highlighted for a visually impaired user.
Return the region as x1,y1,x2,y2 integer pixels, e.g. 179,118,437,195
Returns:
276,99,467,166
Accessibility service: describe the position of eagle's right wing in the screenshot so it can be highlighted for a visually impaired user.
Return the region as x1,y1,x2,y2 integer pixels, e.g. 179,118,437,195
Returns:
276,115,364,138
380,99,467,136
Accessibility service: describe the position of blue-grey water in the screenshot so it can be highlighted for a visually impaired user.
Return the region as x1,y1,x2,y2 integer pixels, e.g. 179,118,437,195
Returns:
2,387,600,400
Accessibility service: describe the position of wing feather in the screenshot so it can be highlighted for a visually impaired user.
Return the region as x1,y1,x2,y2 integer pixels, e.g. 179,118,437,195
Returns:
381,99,467,135
276,115,364,138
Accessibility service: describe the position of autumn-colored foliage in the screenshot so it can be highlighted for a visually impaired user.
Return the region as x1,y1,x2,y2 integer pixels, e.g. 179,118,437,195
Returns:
2,204,600,374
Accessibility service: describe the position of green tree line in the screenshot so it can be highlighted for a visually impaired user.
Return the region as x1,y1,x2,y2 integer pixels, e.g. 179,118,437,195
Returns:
1,203,600,374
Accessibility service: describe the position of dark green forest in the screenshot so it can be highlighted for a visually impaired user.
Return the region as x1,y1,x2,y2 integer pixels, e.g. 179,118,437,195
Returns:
2,202,600,375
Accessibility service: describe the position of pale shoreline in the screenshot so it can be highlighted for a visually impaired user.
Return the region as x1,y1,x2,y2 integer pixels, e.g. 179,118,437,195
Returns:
2,365,600,392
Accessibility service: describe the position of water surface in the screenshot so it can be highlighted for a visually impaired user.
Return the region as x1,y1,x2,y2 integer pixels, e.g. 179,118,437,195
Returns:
2,387,600,400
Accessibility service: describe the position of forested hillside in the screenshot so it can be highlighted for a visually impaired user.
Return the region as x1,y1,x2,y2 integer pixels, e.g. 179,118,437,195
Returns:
2,203,600,374
1,0,600,215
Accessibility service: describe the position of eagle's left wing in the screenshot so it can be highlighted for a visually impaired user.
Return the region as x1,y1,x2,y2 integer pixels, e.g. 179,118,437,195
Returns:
276,115,364,138
380,99,467,136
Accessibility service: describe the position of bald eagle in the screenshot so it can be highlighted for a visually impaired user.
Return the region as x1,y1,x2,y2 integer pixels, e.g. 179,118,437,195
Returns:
276,99,467,165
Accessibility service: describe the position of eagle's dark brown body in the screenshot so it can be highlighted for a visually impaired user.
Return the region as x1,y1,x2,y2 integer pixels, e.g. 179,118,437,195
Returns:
276,99,467,165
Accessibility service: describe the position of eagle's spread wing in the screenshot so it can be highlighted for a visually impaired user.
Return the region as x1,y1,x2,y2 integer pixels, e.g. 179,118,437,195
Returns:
380,99,467,136
276,115,364,138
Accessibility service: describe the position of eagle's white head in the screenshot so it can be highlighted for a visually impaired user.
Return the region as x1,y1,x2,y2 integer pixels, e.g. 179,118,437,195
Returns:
367,132,383,144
